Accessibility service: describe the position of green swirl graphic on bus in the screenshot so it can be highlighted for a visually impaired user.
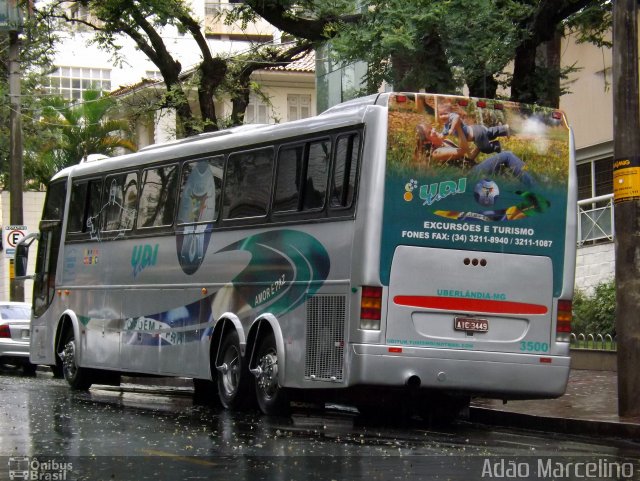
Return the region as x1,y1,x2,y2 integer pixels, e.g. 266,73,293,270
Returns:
216,230,330,316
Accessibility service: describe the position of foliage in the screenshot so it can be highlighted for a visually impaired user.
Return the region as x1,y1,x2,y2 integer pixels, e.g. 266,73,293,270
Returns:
0,1,59,189
34,0,314,137
245,0,613,107
28,89,136,186
572,279,616,335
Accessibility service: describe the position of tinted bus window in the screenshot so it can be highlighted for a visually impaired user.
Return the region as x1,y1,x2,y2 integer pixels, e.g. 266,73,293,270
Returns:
274,140,329,213
331,133,360,209
177,156,224,225
86,179,103,235
67,182,88,233
138,164,179,228
304,140,330,210
68,179,103,235
223,148,274,219
42,180,67,221
102,172,138,232
273,145,304,212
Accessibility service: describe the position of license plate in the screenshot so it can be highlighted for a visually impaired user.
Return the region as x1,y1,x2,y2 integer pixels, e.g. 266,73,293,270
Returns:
454,317,488,332
21,329,30,340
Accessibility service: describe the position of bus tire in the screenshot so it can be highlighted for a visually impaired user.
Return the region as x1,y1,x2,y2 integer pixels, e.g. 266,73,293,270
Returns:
254,332,289,416
216,330,251,409
60,330,92,390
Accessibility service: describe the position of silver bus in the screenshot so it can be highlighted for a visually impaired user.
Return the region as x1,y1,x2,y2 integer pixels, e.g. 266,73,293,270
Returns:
17,92,576,419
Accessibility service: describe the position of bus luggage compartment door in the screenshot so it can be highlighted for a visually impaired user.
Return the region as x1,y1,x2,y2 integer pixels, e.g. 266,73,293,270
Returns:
386,246,553,355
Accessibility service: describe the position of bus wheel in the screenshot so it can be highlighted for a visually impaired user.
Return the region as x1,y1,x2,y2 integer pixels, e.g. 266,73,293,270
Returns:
59,330,92,390
216,331,250,409
253,333,289,416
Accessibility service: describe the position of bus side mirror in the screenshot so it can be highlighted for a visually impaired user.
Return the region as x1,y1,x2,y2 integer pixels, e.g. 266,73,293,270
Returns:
15,232,38,280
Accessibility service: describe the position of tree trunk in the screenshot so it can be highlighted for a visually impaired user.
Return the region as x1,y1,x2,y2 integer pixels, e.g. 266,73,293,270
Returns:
511,40,538,104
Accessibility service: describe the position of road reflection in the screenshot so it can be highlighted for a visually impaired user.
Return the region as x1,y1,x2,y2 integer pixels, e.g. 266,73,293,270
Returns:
1,368,638,481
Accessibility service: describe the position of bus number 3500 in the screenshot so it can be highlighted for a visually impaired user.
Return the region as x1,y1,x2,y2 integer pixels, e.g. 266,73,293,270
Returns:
520,341,549,353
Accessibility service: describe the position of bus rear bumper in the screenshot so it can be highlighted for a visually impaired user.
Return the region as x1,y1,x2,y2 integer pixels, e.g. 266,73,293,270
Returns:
349,344,571,399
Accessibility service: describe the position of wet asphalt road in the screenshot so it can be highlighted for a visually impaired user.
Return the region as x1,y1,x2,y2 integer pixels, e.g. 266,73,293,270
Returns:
0,368,639,481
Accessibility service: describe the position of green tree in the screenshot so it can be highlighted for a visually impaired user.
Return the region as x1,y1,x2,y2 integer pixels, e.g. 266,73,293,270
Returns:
243,0,612,107
29,89,136,186
0,0,59,188
572,279,616,335
35,0,315,136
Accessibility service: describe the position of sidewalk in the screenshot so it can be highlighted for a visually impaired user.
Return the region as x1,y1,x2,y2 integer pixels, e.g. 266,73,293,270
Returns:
470,369,640,440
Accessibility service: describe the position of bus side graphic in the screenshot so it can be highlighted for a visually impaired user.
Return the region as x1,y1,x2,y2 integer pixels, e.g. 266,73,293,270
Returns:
76,230,330,344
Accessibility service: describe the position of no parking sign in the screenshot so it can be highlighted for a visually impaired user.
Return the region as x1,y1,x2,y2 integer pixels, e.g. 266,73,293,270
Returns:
4,225,28,258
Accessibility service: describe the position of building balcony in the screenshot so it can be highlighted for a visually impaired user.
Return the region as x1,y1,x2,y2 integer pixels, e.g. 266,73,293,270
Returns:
577,193,614,246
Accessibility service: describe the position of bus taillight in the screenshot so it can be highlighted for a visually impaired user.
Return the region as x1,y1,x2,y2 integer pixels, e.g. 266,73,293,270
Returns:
556,299,572,342
0,324,10,338
360,286,383,330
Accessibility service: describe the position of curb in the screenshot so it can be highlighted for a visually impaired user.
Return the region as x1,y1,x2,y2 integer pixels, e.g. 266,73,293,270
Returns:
470,407,640,441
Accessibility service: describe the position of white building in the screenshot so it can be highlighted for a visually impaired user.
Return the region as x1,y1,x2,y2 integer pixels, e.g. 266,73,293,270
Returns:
0,0,316,302
560,32,616,293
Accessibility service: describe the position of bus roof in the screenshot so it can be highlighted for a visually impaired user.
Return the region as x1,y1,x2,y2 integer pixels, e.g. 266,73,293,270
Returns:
51,104,373,182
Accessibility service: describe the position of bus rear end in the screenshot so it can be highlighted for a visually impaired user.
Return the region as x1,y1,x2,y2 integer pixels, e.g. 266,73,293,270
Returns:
352,93,575,403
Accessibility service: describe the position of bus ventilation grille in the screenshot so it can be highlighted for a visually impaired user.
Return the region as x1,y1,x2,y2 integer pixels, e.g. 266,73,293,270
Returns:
305,295,346,382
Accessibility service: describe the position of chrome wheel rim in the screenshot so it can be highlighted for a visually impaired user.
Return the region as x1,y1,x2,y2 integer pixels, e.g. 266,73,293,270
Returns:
220,344,240,397
256,349,278,400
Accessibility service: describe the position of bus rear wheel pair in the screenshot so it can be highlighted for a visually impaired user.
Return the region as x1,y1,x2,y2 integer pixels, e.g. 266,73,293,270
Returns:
215,331,289,416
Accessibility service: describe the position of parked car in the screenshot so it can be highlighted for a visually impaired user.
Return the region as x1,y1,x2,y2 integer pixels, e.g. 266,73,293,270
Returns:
0,302,36,375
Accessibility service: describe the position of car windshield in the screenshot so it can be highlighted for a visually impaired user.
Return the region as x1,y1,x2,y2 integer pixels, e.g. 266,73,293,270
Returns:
0,305,31,320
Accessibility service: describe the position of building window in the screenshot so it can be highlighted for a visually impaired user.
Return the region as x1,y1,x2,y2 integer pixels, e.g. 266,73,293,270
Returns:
577,157,614,246
577,157,613,200
287,94,311,121
45,67,112,100
245,94,270,124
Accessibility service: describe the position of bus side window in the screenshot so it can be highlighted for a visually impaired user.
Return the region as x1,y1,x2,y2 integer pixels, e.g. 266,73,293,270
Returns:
138,164,179,228
177,156,224,225
222,148,274,220
67,178,103,237
273,139,329,214
102,172,138,233
67,182,89,233
303,140,330,210
273,145,304,213
331,133,361,209
86,179,103,236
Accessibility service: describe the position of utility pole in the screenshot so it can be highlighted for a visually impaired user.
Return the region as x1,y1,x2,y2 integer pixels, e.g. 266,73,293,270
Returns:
8,28,24,302
612,0,640,418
